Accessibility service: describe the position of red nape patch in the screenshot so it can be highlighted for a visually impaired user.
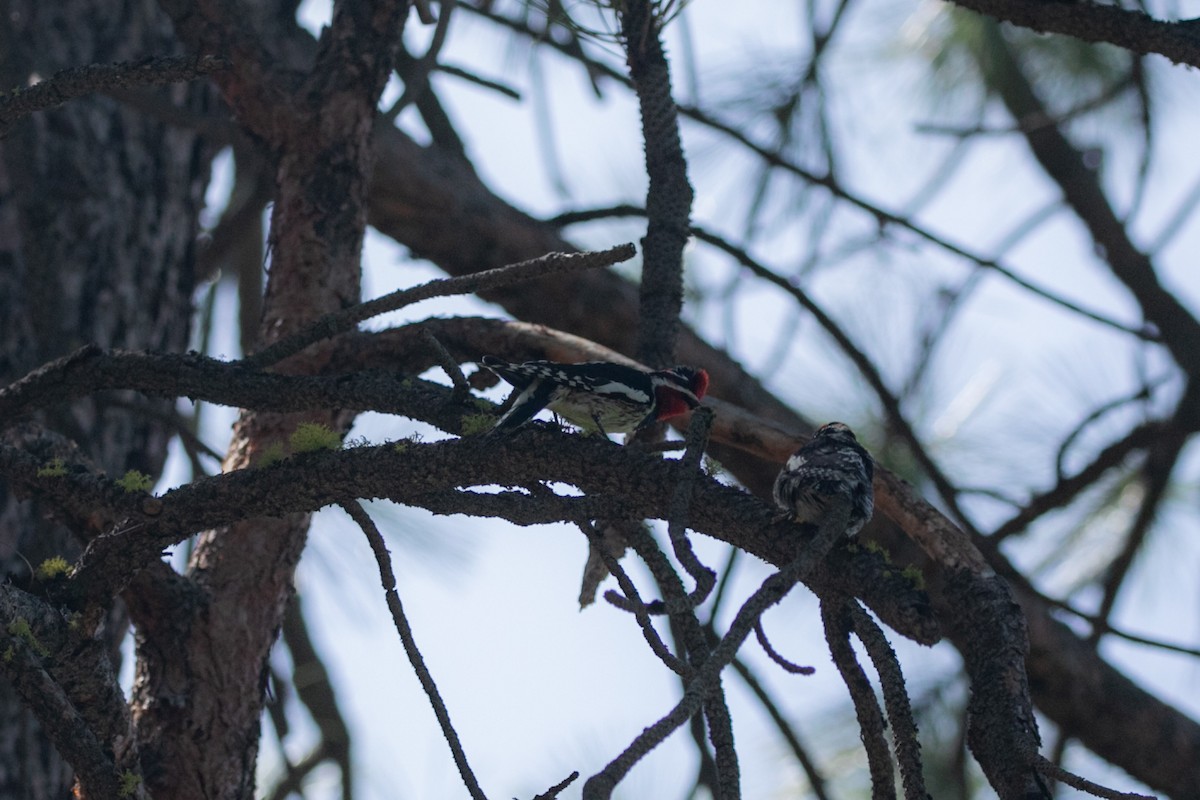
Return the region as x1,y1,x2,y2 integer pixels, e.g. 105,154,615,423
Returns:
691,369,710,399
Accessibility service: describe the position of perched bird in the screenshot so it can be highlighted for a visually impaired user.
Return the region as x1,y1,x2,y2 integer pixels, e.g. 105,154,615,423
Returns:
481,356,709,436
773,422,874,537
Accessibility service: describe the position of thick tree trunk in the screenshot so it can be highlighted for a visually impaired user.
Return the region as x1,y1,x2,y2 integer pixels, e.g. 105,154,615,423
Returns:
0,1,211,795
123,3,404,795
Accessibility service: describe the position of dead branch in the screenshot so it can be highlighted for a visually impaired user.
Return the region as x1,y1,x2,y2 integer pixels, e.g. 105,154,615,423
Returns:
947,0,1200,70
0,55,228,136
244,245,636,369
341,500,488,800
849,603,927,800
822,596,894,799
583,505,852,799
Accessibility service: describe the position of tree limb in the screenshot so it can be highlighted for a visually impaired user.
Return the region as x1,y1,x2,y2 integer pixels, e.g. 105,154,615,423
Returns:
949,0,1200,70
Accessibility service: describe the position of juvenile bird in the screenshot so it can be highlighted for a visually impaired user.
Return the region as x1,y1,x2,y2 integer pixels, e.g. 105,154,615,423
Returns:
773,422,874,537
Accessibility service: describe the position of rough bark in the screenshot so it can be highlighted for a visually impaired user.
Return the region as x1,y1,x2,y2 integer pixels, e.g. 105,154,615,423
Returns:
123,3,408,797
0,0,211,795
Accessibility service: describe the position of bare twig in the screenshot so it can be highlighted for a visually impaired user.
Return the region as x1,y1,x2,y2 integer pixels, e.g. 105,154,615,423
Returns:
1063,612,1200,659
531,771,580,800
947,0,1200,69
0,55,229,136
618,524,740,796
434,62,521,100
1091,433,1187,638
582,505,851,800
420,328,471,402
387,0,457,121
244,244,636,369
753,620,814,675
1149,165,1200,254
822,597,895,799
849,603,927,800
1034,755,1155,800
662,407,716,610
706,546,741,620
583,522,689,676
339,501,488,800
1054,382,1159,480
729,653,832,800
991,422,1159,541
1126,57,1154,225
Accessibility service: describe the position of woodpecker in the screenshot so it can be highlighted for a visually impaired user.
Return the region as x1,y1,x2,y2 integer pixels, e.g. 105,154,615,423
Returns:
481,356,709,436
773,422,874,537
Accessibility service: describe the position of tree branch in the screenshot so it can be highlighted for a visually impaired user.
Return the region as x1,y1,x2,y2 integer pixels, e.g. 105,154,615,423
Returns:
990,422,1160,541
849,603,927,800
0,55,229,136
340,500,488,800
979,18,1200,379
618,0,692,367
728,653,831,800
243,245,635,369
582,505,852,799
662,408,717,609
620,523,740,797
948,0,1200,69
586,521,690,676
1034,755,1154,800
0,584,135,799
822,596,894,799
1091,433,1187,635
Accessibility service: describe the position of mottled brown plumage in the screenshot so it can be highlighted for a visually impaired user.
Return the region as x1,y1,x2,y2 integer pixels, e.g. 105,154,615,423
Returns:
773,422,874,537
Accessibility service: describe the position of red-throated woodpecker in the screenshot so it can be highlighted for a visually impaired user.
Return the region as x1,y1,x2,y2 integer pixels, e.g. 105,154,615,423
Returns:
481,356,709,437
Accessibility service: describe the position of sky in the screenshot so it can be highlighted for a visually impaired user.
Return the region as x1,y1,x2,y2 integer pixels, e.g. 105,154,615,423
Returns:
140,1,1200,798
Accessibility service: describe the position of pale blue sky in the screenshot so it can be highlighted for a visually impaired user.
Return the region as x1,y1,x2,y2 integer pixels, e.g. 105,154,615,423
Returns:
140,1,1200,798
